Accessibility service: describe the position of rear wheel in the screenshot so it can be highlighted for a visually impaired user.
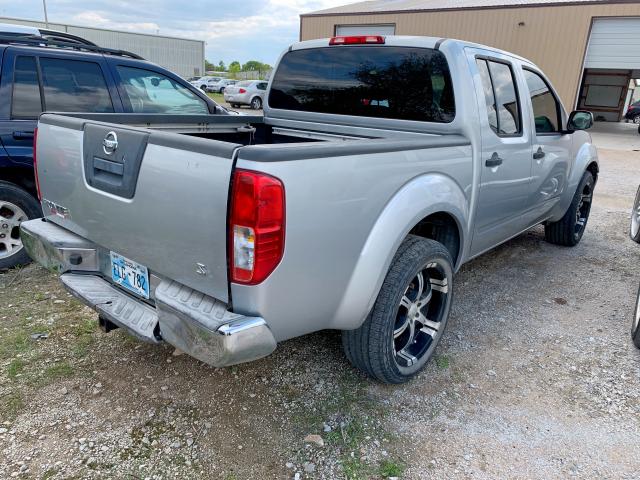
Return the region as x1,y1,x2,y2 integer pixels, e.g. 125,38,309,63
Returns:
633,114,640,124
200,85,207,91
0,181,41,270
342,236,454,384
250,97,262,110
545,171,594,247
632,285,640,349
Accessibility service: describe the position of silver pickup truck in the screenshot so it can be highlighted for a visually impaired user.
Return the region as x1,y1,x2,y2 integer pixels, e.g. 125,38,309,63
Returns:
21,35,598,384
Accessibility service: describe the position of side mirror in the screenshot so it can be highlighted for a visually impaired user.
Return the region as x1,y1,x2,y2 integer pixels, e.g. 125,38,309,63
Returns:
567,110,594,132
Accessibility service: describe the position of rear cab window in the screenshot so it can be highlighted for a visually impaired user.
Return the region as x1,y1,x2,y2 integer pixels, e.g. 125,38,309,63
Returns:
269,46,455,123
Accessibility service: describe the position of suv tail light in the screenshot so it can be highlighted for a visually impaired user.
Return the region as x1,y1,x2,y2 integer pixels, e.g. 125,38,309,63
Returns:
229,169,285,284
33,127,41,201
238,88,247,94
329,35,385,45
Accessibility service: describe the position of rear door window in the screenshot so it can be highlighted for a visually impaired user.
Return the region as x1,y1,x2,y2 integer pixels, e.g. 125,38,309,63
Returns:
475,57,521,136
40,57,114,112
269,46,455,123
116,66,209,114
11,56,42,119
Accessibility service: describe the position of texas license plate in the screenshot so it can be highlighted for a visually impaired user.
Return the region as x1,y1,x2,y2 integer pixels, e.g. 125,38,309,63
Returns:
110,252,150,299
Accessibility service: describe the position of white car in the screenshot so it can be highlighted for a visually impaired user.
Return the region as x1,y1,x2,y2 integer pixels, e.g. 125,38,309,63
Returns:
206,79,237,93
190,76,222,91
223,80,268,109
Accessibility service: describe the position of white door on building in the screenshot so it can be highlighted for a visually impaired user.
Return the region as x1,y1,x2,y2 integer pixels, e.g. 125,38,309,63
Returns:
585,18,640,70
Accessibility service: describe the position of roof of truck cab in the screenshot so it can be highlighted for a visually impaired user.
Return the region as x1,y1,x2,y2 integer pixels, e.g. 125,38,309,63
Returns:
304,0,629,16
289,35,533,64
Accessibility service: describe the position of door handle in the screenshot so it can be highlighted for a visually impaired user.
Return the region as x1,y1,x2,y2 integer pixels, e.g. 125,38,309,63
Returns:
533,147,545,160
12,131,34,140
485,152,503,167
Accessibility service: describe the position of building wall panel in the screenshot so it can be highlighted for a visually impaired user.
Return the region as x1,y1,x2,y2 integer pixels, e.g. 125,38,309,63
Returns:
301,3,640,107
0,17,204,77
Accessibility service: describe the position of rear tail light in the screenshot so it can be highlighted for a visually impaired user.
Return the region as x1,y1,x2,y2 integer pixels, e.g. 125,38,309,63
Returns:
33,127,41,201
239,88,247,94
229,169,285,284
329,35,385,45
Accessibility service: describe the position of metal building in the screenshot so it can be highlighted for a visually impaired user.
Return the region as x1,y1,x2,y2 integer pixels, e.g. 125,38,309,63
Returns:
301,0,640,121
0,16,204,78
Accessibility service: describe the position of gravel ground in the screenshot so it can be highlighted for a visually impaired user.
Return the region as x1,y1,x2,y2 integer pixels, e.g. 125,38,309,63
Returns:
1,144,639,479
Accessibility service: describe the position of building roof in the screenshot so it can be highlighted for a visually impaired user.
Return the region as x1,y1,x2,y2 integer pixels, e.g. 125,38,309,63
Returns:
304,0,632,16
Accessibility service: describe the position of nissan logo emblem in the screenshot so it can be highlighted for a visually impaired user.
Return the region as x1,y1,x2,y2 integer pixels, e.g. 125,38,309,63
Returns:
103,131,118,155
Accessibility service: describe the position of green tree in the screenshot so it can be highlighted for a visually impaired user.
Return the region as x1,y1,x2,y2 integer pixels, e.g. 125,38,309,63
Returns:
204,59,215,72
228,61,241,78
218,60,226,72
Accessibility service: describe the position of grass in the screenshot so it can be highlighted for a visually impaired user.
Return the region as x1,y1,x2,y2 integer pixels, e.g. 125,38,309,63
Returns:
435,354,451,370
7,358,26,379
206,92,225,104
379,459,405,478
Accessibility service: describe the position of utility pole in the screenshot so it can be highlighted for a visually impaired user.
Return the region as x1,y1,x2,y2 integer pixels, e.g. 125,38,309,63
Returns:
42,0,49,28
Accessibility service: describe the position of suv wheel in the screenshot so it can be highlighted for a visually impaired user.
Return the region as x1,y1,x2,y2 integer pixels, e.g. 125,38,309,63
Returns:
0,181,41,270
632,285,640,349
342,235,454,384
250,97,262,110
545,171,594,246
633,114,640,124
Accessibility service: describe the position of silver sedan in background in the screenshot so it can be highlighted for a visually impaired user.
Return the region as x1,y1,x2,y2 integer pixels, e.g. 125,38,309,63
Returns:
223,80,268,109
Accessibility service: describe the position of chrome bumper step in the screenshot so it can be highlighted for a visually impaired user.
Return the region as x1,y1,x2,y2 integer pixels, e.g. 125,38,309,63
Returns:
61,274,160,343
22,219,278,367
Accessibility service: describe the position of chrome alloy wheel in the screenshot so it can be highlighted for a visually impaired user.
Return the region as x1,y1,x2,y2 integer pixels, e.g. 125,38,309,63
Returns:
632,188,640,241
575,182,593,236
393,262,449,369
634,289,640,336
0,201,28,260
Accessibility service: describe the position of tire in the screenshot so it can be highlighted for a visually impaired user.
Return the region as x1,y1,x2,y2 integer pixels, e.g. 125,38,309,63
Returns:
0,181,41,270
219,87,225,94
342,235,454,384
631,186,640,243
250,97,262,110
545,171,594,247
200,85,207,91
633,114,640,124
632,284,640,349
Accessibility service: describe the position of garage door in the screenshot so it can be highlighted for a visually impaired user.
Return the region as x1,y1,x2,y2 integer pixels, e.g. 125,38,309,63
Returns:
585,18,640,69
335,24,396,36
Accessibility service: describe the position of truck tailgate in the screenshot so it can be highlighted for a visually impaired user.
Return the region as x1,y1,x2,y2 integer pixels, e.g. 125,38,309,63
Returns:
36,114,237,302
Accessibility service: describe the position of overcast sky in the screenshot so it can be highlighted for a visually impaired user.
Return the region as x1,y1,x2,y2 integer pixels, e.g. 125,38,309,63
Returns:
0,0,356,66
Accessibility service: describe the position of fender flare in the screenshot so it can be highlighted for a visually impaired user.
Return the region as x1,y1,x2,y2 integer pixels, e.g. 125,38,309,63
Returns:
329,173,469,330
549,141,598,222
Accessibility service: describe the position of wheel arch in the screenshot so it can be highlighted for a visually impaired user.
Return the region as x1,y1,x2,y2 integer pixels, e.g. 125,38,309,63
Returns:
330,173,469,331
548,141,599,223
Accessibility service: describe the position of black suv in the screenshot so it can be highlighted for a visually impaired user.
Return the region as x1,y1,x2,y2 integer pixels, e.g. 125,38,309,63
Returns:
0,26,222,269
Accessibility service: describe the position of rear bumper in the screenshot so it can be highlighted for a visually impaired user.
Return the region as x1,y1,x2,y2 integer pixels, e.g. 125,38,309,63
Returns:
20,219,277,367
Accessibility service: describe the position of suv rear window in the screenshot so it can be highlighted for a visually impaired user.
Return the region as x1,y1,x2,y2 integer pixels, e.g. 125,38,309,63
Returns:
269,46,455,123
40,58,114,113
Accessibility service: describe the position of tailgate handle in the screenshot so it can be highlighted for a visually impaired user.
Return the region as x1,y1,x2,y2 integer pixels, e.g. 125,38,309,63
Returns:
93,157,124,176
13,130,34,140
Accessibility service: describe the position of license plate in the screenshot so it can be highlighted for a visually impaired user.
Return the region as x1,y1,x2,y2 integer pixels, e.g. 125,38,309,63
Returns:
110,252,150,299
